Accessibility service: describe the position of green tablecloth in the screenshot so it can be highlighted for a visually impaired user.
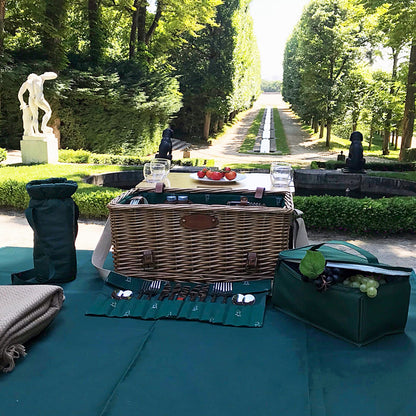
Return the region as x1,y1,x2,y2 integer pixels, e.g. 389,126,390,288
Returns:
1,247,415,416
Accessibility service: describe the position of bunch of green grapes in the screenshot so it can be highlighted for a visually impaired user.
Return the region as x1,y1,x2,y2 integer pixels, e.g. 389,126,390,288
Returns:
342,274,386,298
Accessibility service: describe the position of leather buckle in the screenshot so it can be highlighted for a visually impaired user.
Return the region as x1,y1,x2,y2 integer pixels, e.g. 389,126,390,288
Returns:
142,249,155,270
254,187,265,199
245,252,258,272
155,182,165,193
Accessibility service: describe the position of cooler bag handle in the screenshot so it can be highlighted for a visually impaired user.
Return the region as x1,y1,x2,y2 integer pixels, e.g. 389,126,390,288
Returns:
309,240,379,264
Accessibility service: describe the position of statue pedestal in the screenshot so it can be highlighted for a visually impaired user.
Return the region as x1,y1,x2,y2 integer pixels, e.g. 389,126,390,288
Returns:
20,134,59,164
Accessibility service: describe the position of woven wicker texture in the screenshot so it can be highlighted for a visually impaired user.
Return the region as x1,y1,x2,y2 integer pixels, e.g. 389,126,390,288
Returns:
109,187,293,283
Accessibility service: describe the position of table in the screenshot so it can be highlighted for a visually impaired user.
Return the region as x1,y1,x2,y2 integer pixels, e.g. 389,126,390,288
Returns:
1,246,416,416
138,171,293,192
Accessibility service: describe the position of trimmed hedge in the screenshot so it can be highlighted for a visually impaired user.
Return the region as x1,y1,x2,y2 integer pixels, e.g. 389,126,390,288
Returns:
293,195,416,234
58,149,214,167
312,160,416,171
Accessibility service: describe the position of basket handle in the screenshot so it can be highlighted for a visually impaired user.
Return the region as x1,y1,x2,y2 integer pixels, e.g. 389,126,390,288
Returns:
310,240,379,264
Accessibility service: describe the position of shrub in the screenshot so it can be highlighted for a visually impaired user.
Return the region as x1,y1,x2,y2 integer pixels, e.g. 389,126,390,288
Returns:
0,148,7,163
59,149,92,164
293,195,416,234
403,148,416,162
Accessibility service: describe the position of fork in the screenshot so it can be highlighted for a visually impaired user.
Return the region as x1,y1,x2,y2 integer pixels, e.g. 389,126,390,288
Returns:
220,282,233,304
145,280,162,299
210,282,232,303
137,280,150,299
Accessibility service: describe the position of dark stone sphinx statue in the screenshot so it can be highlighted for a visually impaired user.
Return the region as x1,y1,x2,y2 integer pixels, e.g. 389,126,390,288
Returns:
156,127,174,161
344,131,365,173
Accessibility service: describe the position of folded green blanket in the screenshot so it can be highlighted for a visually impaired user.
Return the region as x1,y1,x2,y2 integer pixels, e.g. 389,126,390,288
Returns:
0,285,64,373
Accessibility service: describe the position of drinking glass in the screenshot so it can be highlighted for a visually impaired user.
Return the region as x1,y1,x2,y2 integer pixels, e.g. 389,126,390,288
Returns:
270,162,292,188
150,162,167,182
143,162,166,182
151,158,171,173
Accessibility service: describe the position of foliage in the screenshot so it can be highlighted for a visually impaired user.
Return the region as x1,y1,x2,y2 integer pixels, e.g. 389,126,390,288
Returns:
172,0,261,140
299,250,326,279
58,148,214,167
0,164,131,216
261,80,282,93
0,0,258,154
0,147,6,162
294,195,416,234
283,0,367,146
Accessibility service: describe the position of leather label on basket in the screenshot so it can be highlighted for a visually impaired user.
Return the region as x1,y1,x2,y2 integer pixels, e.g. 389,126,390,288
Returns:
180,214,219,230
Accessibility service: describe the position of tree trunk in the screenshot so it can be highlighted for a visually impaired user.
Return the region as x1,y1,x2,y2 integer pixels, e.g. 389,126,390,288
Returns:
203,112,211,141
319,122,324,138
312,118,319,133
137,3,147,44
325,121,331,147
352,120,358,132
0,0,5,54
218,118,224,130
368,119,374,150
394,128,399,150
382,129,390,155
400,40,416,161
145,1,163,45
42,0,68,70
88,0,103,65
129,0,140,59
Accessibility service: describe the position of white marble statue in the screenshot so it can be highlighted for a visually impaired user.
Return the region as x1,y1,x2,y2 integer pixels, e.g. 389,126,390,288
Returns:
18,72,57,136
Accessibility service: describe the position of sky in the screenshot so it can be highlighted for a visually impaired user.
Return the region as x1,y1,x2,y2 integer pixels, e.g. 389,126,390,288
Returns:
249,0,311,81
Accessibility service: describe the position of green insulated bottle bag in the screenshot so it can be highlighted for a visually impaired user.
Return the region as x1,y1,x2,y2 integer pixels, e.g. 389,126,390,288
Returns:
272,241,413,346
12,178,79,285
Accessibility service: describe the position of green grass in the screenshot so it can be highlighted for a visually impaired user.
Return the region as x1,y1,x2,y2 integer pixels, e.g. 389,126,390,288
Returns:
303,127,401,160
239,108,264,153
367,171,416,182
273,108,290,154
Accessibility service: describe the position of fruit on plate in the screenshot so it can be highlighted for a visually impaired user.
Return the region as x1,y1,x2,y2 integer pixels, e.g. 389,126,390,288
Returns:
225,170,237,180
210,171,223,180
197,168,237,180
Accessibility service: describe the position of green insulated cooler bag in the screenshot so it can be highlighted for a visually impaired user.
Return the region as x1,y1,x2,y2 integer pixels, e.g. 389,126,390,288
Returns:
272,240,413,346
12,178,79,285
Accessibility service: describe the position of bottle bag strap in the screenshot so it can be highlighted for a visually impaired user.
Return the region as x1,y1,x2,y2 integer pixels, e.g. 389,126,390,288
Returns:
92,218,113,281
308,240,379,264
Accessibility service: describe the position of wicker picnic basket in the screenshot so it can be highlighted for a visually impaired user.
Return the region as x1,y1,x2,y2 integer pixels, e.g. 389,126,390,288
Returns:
108,186,294,283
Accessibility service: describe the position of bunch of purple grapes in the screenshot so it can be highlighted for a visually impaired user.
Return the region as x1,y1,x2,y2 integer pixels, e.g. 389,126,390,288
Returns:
302,266,343,292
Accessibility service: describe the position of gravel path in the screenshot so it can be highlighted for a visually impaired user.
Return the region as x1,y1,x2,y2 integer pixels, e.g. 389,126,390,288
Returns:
172,92,337,166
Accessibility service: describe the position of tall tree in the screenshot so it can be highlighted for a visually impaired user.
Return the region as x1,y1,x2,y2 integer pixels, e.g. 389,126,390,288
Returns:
359,0,416,160
288,0,363,146
0,0,5,54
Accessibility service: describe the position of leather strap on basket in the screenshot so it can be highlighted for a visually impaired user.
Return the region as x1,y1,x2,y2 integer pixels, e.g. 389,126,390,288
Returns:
154,182,165,193
180,214,219,230
254,187,265,199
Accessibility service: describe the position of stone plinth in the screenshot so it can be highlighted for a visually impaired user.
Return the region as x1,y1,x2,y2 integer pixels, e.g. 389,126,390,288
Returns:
20,134,59,164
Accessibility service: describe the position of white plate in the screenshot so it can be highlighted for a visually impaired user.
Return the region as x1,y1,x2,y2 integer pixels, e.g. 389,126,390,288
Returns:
190,172,246,183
